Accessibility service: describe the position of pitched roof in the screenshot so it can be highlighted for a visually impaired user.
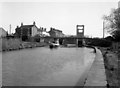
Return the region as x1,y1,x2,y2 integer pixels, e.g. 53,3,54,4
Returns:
0,27,7,37
20,25,34,28
0,27,7,32
49,28,62,33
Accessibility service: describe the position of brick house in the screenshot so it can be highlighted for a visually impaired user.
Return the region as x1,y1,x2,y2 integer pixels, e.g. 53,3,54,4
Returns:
48,27,64,37
15,22,41,41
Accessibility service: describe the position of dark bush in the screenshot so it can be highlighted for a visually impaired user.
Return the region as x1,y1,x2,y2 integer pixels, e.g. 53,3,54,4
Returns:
88,38,112,47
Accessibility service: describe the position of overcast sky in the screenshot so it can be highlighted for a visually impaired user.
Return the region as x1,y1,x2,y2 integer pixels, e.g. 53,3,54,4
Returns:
0,0,119,37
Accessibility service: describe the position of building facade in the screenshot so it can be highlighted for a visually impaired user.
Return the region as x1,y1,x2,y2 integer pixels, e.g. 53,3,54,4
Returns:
15,22,41,41
48,27,64,37
0,28,7,38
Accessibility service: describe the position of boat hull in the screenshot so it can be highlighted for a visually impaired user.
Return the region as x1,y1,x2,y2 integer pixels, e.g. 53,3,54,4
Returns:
49,43,59,49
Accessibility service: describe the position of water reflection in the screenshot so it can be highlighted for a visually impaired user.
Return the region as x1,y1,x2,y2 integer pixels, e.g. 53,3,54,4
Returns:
2,47,95,86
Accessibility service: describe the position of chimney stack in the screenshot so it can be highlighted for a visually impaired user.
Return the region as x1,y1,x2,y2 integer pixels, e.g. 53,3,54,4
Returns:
21,22,23,26
33,21,36,25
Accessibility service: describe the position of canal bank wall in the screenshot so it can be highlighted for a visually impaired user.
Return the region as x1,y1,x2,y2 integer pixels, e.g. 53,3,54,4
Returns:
84,48,107,87
0,38,48,52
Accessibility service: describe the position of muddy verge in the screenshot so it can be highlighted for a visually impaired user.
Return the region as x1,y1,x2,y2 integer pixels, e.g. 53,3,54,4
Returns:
100,47,119,87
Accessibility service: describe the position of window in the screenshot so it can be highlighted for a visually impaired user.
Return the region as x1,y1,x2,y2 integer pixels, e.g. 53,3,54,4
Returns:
78,29,83,33
78,26,83,30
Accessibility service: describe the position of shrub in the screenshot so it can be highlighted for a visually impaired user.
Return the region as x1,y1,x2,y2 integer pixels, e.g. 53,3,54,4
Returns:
88,38,112,47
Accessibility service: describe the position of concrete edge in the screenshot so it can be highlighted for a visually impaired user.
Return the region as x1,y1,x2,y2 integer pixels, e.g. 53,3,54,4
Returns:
83,47,107,87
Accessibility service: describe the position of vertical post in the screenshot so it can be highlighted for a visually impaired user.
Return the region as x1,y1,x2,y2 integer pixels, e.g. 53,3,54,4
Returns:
9,24,11,34
103,21,105,38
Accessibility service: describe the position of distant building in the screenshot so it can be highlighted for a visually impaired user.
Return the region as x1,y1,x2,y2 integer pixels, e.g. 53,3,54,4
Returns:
42,31,50,37
0,27,7,38
39,27,49,37
15,22,41,41
48,27,64,37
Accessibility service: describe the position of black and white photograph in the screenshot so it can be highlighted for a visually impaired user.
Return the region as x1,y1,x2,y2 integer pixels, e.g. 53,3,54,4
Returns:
0,0,119,87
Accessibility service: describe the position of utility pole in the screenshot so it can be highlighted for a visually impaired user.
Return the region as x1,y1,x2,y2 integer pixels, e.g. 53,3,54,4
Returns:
103,21,105,38
9,24,11,34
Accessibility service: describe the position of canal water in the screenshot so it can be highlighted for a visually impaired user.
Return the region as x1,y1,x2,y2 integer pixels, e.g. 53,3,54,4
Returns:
2,47,95,86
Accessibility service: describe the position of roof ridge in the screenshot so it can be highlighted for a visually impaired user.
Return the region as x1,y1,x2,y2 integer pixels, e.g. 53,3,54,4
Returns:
21,24,34,26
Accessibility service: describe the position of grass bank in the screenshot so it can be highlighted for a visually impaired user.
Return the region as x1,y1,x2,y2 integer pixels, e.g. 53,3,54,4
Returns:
100,47,119,87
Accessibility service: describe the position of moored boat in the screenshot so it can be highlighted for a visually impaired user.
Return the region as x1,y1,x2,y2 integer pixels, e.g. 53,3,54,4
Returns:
49,40,60,49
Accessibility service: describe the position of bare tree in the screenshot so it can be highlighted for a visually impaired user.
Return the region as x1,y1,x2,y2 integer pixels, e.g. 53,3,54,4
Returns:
103,8,120,42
